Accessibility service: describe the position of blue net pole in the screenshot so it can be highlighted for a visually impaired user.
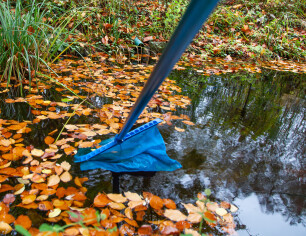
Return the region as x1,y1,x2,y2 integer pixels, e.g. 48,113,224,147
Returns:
116,0,219,142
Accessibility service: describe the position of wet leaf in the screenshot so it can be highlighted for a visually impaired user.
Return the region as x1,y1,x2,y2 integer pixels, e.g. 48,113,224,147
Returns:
60,171,72,182
124,207,133,220
94,193,111,207
47,175,60,187
124,191,142,201
31,149,44,157
0,222,12,234
138,225,152,235
230,204,238,213
108,202,126,210
174,127,185,132
160,226,180,235
216,207,227,216
15,215,32,229
107,193,127,203
44,136,55,145
119,223,135,236
164,209,187,221
149,195,164,210
48,208,61,218
163,199,176,209
3,194,15,205
22,194,36,205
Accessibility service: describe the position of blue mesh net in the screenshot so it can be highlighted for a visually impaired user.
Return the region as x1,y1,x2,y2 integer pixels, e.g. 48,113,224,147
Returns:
74,125,182,172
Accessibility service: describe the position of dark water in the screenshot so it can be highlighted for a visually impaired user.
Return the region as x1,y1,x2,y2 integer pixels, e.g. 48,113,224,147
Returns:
79,69,306,235
1,68,305,235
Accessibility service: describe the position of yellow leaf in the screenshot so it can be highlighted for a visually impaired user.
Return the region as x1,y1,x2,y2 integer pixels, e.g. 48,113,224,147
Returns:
0,222,12,234
48,208,61,218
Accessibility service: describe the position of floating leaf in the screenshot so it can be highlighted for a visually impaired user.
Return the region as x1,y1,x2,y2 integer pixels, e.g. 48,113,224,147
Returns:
107,193,127,203
48,208,61,218
175,127,185,132
44,136,55,145
47,175,60,187
164,209,187,221
3,194,15,205
60,171,72,182
0,222,12,234
108,202,126,210
60,161,71,171
149,195,163,210
22,194,36,205
15,215,32,229
216,207,227,216
124,207,133,220
138,225,152,235
31,149,44,157
124,191,142,201
163,199,176,209
230,204,238,213
94,193,111,207
160,226,180,235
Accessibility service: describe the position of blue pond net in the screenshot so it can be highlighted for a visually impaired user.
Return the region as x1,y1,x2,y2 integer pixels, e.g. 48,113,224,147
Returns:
74,119,182,172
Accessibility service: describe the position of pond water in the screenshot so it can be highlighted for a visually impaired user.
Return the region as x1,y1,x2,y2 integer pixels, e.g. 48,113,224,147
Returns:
77,68,305,235
1,65,305,235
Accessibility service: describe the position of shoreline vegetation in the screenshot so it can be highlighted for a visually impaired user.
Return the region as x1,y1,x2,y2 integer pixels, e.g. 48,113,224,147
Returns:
0,0,305,87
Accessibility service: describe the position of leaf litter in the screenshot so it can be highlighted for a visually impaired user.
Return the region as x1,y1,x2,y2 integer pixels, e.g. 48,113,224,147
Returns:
1,54,281,235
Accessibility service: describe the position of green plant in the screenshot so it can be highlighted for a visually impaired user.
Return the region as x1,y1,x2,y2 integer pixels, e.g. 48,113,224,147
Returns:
0,0,50,94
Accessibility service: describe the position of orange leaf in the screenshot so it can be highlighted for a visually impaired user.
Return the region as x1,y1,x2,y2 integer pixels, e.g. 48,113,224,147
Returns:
15,215,32,229
82,208,97,225
176,221,192,231
38,201,54,211
94,193,111,207
149,195,164,210
163,199,176,209
119,224,135,236
138,225,153,235
124,218,138,228
0,184,14,193
124,207,133,220
22,194,36,205
0,212,15,224
136,211,145,221
44,136,55,145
